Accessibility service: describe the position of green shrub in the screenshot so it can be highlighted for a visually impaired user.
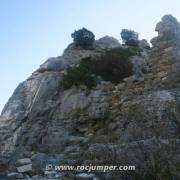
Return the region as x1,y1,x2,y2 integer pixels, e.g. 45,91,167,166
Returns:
107,47,141,58
92,48,133,83
121,29,139,47
71,28,95,49
61,58,97,89
62,47,138,89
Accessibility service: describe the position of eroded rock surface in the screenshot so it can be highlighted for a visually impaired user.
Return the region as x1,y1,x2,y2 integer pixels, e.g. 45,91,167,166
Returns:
1,15,180,179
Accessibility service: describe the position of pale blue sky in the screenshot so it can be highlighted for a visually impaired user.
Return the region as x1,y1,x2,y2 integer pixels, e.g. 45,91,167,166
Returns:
0,0,180,112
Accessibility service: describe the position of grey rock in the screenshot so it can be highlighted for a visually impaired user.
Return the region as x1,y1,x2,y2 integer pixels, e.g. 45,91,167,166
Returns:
1,14,180,180
92,177,100,180
0,71,62,155
32,175,42,179
150,36,158,46
36,56,64,73
155,14,180,39
149,14,180,87
44,170,56,175
139,39,150,49
59,86,110,120
95,36,121,49
130,54,148,78
24,174,30,178
17,164,32,173
76,173,95,180
7,172,23,179
55,173,64,178
152,14,180,48
31,153,64,173
16,158,31,166
62,43,104,69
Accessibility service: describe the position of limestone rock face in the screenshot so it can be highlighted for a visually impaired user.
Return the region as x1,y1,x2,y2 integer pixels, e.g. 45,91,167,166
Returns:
1,15,180,179
151,14,180,47
59,82,112,120
95,36,121,49
139,39,150,49
36,57,64,73
0,71,62,155
149,14,180,88
17,164,32,173
155,14,180,41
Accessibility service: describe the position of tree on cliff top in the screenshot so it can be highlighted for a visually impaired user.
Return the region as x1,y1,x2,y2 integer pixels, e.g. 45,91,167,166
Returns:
121,29,139,47
71,28,95,49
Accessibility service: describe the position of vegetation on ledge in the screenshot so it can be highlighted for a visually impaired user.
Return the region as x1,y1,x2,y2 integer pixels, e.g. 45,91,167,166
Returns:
61,47,140,89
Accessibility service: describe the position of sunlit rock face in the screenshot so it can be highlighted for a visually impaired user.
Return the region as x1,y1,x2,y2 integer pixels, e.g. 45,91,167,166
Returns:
149,14,180,89
1,15,180,179
151,15,180,47
95,35,121,49
156,15,180,41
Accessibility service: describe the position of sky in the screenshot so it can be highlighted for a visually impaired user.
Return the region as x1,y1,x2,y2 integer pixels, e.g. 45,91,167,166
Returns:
0,0,180,113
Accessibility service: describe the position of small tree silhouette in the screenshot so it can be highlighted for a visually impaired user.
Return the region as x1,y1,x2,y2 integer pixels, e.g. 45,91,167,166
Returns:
121,29,139,47
71,28,95,49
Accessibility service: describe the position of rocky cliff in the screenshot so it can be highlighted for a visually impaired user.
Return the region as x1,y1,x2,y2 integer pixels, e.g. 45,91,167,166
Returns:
0,15,180,180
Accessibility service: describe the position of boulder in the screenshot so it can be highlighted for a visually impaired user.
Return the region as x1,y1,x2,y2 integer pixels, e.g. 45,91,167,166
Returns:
95,36,121,49
17,164,32,173
76,173,95,180
16,158,31,166
7,172,23,179
31,153,64,173
44,170,57,178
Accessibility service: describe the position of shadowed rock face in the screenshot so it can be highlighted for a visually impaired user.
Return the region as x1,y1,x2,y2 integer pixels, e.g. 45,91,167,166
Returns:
1,15,180,179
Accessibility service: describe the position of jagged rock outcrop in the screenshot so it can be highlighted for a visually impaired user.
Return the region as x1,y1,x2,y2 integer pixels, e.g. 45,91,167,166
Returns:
1,15,180,179
149,14,180,89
